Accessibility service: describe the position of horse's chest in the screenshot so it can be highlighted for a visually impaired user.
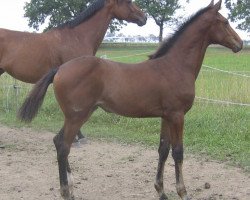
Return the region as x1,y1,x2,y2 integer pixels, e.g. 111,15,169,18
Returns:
160,88,195,114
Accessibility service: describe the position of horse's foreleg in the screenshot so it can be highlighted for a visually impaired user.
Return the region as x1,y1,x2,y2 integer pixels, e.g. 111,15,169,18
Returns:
155,118,171,200
169,113,189,200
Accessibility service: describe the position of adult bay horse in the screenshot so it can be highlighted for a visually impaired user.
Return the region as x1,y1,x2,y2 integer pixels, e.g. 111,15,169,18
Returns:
0,0,146,141
19,0,242,199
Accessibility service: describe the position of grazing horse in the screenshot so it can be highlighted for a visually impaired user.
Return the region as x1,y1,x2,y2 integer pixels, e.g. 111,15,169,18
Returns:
0,0,146,141
18,0,242,199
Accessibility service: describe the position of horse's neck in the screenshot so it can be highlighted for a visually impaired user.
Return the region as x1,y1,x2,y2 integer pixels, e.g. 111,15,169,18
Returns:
164,24,210,79
65,8,112,55
180,37,209,79
192,41,209,78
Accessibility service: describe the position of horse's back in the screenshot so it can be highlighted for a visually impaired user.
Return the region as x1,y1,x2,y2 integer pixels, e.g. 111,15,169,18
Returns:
54,55,151,93
0,28,39,42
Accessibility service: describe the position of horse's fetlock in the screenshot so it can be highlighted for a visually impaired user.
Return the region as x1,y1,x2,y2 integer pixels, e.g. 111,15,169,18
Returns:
155,180,165,198
176,184,187,199
154,182,162,193
60,185,70,197
60,185,75,200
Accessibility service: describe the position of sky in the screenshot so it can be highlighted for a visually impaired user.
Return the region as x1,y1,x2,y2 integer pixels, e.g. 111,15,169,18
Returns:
0,0,249,40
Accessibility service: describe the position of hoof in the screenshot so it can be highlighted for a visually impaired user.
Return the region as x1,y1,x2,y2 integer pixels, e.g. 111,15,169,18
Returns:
160,193,168,200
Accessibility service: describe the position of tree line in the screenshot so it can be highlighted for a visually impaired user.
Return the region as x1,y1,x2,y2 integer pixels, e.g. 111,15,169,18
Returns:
24,0,249,42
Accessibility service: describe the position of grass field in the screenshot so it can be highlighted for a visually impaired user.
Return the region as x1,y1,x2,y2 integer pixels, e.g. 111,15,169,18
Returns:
0,43,249,171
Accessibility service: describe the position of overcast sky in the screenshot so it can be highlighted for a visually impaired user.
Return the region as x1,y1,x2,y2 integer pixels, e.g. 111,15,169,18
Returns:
0,0,248,39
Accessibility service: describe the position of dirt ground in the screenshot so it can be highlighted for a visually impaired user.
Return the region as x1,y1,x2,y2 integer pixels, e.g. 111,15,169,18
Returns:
0,125,249,200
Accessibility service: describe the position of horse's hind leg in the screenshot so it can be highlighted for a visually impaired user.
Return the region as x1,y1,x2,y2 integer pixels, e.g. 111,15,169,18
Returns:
54,112,91,200
53,122,82,199
155,118,171,200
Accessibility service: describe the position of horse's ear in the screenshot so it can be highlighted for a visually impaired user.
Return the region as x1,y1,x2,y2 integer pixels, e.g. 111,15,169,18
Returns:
213,0,222,11
208,0,214,7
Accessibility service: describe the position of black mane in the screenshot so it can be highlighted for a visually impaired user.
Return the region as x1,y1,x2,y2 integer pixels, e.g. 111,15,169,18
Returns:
149,6,211,59
57,0,105,29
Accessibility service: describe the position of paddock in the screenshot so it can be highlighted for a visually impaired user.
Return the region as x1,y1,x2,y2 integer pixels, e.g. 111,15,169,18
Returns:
0,125,249,200
0,44,249,199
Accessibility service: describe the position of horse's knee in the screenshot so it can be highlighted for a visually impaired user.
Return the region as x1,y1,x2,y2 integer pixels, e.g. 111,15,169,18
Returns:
158,139,170,160
172,145,183,163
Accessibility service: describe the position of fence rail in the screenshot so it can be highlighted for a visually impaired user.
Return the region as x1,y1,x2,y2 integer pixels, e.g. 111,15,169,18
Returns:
0,49,249,111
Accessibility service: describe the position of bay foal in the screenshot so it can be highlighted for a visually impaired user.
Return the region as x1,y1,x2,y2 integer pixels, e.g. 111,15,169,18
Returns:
19,0,242,199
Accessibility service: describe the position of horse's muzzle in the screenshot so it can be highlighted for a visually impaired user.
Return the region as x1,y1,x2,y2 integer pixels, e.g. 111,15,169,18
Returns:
137,16,147,27
232,40,243,53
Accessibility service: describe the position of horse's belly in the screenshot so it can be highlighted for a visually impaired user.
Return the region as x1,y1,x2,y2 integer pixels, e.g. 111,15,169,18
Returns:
98,101,163,118
2,62,50,83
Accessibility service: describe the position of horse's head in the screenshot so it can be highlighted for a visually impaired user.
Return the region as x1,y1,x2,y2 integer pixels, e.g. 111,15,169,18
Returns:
206,0,243,52
107,0,147,26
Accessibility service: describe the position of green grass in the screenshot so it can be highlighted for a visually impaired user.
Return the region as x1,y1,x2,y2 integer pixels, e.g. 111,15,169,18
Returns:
0,44,249,171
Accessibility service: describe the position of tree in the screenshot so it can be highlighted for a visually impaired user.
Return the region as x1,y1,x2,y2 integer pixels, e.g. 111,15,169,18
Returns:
24,0,123,32
225,0,250,32
135,0,181,42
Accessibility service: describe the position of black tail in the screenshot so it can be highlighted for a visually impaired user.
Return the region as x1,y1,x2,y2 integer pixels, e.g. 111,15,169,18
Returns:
18,67,59,123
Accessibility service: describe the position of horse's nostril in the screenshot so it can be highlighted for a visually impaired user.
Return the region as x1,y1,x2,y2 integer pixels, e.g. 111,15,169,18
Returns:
137,17,147,26
232,45,242,53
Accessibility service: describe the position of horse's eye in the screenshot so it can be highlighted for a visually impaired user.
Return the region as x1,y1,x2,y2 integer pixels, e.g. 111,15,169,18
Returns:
127,0,132,3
